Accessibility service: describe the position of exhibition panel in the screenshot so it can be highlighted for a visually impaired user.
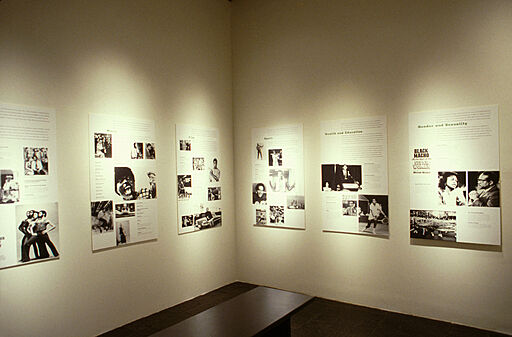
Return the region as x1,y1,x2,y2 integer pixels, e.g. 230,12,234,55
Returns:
89,114,158,250
176,124,223,234
409,106,501,245
251,124,305,229
321,116,389,236
0,103,60,269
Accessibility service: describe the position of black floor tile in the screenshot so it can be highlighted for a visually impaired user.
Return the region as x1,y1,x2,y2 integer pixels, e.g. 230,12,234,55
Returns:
99,282,510,337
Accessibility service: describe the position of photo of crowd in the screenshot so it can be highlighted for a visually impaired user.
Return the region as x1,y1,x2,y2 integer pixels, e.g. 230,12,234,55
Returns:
24,147,49,175
269,206,285,224
94,133,112,158
287,195,305,209
115,203,135,218
410,209,456,241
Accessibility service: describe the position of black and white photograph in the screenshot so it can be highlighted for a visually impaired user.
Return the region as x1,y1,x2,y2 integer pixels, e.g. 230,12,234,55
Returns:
94,133,112,158
208,187,221,201
467,171,500,207
91,200,114,234
358,195,388,235
115,203,135,218
322,164,361,191
269,169,295,192
438,171,466,206
256,209,266,225
192,157,205,170
268,149,283,166
24,147,49,175
16,202,59,263
114,167,137,200
1,170,20,204
209,158,220,182
181,215,193,228
116,220,130,245
410,209,456,241
193,208,222,230
177,174,192,199
287,195,305,209
342,199,358,216
179,139,191,151
131,142,144,159
252,183,267,205
256,142,264,160
269,205,285,224
114,167,156,200
145,143,156,159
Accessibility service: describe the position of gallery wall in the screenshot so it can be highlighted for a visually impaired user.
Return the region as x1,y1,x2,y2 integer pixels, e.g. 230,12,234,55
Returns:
232,0,512,334
0,1,236,337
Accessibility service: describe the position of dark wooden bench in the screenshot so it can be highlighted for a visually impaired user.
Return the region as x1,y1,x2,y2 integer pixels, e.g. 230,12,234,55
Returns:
149,286,313,337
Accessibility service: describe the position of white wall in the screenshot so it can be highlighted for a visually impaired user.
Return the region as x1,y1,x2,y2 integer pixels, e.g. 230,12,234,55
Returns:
0,1,235,336
232,0,512,334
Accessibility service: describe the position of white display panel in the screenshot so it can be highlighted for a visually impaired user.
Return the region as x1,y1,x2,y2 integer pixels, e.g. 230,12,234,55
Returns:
89,114,158,250
321,116,389,236
176,124,222,234
409,105,501,245
0,103,60,269
251,124,305,229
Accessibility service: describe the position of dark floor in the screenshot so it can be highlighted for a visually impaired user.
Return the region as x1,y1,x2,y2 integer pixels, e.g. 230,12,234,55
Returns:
99,282,510,337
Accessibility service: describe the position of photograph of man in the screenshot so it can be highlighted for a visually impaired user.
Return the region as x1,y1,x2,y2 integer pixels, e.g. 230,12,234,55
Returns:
334,164,361,191
256,143,264,160
145,143,156,159
1,171,19,203
94,133,112,158
209,158,220,182
116,221,130,245
468,171,500,207
252,183,267,205
343,200,357,216
178,175,192,199
115,167,138,200
268,149,283,166
131,142,144,159
358,195,389,235
18,210,39,262
438,171,466,206
138,172,157,199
